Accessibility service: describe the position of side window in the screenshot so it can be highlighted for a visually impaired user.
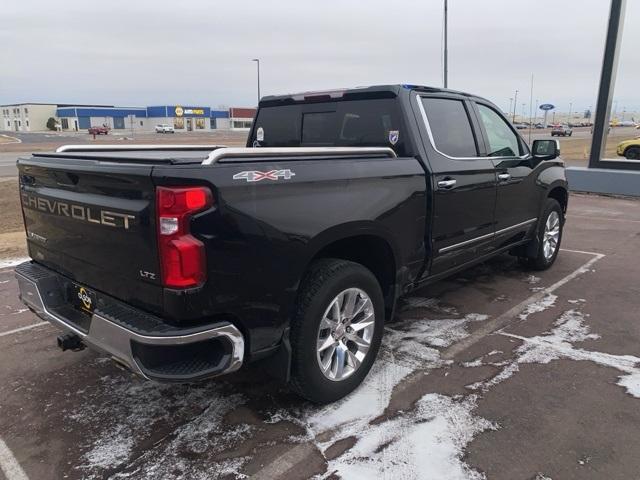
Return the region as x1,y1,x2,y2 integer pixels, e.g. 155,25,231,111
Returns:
477,104,521,157
421,97,478,158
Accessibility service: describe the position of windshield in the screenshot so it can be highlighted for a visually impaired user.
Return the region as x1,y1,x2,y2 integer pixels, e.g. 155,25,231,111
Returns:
249,98,408,156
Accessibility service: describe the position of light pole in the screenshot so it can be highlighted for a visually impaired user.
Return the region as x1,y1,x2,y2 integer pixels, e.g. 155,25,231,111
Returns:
512,89,518,123
252,58,261,105
568,102,572,125
443,0,448,88
509,98,513,116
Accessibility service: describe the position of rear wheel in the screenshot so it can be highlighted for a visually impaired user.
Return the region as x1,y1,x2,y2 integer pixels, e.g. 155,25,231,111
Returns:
290,259,384,403
520,198,564,270
625,146,640,160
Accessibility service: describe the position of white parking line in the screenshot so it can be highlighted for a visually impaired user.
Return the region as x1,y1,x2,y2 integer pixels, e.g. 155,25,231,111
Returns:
0,438,28,480
0,323,48,338
442,248,604,359
559,247,605,256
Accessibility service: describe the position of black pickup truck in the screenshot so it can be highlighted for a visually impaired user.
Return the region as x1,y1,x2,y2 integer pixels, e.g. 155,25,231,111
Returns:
15,85,567,403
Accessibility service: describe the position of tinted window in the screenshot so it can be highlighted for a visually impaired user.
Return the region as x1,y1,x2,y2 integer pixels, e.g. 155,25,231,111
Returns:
250,98,407,155
477,104,521,157
421,97,478,157
251,104,301,147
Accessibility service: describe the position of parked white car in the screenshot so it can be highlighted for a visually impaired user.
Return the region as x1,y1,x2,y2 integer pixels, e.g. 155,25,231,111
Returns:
155,124,175,133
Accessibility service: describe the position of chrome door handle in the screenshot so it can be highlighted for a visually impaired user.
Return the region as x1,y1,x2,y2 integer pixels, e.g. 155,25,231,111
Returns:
498,173,511,181
437,179,457,189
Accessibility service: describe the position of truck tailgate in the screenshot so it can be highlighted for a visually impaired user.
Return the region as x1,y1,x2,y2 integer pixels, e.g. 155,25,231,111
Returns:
18,155,163,313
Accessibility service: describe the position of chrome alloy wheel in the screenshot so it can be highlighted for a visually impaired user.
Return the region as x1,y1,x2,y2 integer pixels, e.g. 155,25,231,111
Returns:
316,288,375,381
543,211,561,261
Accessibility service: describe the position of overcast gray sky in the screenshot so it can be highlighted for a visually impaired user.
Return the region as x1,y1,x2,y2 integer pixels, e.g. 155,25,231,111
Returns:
1,0,638,114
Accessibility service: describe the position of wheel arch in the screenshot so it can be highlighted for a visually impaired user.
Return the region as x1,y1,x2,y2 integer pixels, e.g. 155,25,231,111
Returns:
548,184,568,214
302,223,401,322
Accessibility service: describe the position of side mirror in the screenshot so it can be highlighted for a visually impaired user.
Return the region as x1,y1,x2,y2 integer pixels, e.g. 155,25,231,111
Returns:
532,139,560,160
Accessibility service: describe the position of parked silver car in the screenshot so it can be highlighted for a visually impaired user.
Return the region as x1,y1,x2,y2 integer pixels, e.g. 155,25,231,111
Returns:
155,124,175,133
551,124,573,137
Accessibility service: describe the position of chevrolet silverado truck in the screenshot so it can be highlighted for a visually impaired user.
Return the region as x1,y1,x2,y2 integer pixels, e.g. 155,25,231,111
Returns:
15,85,567,403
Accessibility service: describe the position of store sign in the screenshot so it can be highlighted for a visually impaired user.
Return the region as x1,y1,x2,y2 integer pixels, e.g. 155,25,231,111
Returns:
539,104,555,111
174,106,205,117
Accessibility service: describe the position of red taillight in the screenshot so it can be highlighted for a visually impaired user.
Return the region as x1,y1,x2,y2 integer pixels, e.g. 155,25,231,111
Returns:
156,186,213,288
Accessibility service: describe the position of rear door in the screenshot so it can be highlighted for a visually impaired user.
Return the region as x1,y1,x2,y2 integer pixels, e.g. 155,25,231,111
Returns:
415,94,497,275
18,154,163,313
471,101,539,245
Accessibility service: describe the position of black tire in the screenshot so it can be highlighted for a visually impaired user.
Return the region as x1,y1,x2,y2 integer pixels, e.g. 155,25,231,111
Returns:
520,198,564,270
569,131,573,136
289,258,385,403
625,146,640,160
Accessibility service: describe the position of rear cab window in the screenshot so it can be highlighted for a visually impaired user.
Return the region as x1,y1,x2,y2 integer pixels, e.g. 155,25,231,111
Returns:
249,97,408,156
419,97,479,158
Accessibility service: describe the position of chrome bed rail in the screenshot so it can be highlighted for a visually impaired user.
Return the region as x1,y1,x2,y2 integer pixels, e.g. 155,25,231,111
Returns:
55,144,227,153
202,146,397,165
52,144,398,164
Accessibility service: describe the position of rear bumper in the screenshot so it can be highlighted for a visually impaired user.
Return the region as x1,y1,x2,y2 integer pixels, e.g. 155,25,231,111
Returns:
15,261,244,382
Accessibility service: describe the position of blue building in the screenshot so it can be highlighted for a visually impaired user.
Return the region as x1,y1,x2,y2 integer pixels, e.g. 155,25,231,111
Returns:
56,105,237,132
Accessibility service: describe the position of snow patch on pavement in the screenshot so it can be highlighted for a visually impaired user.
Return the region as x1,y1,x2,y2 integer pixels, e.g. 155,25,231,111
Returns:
467,310,640,399
69,371,248,478
518,294,557,321
323,394,496,480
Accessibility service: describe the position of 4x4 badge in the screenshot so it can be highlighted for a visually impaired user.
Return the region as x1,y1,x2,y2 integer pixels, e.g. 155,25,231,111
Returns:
233,169,296,182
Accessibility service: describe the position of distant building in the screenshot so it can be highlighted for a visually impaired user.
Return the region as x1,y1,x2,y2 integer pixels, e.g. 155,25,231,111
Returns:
0,103,255,132
229,107,257,130
55,106,146,132
1,103,59,132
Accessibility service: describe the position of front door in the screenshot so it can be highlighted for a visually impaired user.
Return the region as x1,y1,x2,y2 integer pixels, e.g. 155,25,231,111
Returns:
186,118,193,131
416,95,497,276
472,102,539,245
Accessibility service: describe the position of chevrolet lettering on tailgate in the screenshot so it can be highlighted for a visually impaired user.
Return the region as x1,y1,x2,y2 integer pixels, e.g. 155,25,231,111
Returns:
21,192,136,230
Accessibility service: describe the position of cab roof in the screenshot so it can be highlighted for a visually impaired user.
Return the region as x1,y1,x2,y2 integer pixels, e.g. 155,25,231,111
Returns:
259,84,478,106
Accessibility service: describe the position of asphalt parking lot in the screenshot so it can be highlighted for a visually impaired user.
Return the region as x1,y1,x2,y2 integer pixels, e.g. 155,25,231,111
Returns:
1,192,639,480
